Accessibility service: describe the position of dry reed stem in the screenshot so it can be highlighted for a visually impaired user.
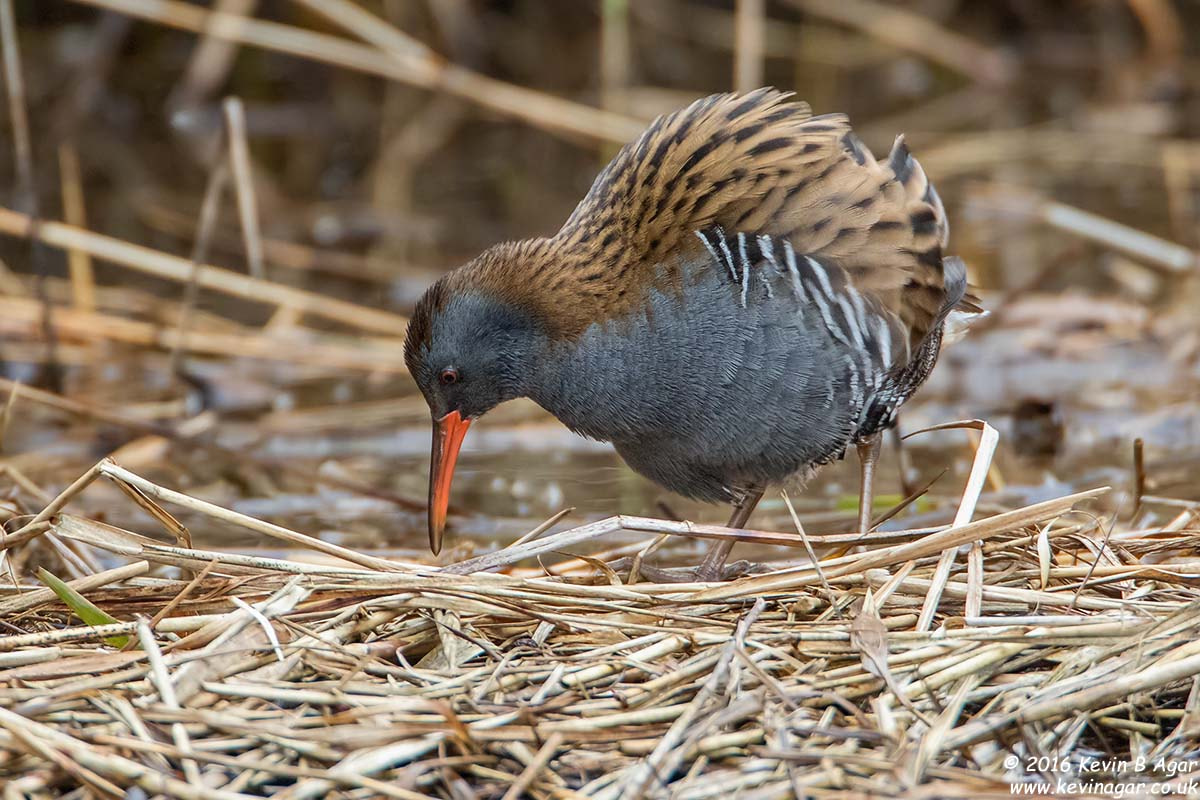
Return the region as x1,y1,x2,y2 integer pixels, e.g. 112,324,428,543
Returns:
136,620,203,785
1040,201,1198,273
0,206,410,335
733,0,765,93
2,3,1195,795
783,0,1015,85
5,484,1200,800
1,0,62,389
0,0,32,209
170,0,258,109
98,461,411,572
692,486,1109,600
971,187,1199,273
0,560,148,618
70,0,647,144
171,152,229,375
917,420,999,629
55,142,96,312
4,474,1144,794
222,96,265,281
0,295,407,373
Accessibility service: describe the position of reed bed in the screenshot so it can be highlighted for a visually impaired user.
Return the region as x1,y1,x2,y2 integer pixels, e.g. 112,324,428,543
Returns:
1,436,1199,797
2,0,1199,796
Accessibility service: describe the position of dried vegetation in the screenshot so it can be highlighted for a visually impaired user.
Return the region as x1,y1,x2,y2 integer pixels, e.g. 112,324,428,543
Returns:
1,0,1200,797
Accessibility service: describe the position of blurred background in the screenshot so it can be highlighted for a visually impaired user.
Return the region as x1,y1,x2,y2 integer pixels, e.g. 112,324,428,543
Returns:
0,0,1198,566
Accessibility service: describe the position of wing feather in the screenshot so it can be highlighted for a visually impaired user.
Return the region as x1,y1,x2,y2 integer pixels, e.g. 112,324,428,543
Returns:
556,90,974,351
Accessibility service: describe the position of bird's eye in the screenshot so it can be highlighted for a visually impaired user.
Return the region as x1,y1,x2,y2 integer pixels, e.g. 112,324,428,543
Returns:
439,367,459,386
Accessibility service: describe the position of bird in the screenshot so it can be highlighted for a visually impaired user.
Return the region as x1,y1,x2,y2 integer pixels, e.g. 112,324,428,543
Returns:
404,88,978,579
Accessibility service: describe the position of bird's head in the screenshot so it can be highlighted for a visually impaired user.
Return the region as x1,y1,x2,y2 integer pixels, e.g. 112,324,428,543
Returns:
404,245,549,554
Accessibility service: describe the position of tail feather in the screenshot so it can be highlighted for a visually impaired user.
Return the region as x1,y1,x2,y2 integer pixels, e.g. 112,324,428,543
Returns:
937,256,968,324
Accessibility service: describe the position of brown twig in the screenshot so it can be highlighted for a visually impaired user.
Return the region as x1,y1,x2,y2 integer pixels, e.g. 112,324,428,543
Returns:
0,206,410,336
56,143,96,312
72,0,647,145
222,97,265,281
733,0,765,93
169,156,229,377
782,0,1015,85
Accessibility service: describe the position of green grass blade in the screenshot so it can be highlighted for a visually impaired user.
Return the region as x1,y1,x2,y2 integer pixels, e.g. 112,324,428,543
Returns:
37,567,130,648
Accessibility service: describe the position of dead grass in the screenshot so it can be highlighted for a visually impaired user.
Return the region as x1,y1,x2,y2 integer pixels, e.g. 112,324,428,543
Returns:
1,434,1199,797
0,1,1198,796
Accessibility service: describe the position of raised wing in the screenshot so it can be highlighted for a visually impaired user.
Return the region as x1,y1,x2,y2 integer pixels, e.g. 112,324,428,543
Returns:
556,88,972,353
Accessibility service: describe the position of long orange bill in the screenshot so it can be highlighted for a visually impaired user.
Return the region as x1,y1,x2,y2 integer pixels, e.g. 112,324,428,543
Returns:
428,409,472,555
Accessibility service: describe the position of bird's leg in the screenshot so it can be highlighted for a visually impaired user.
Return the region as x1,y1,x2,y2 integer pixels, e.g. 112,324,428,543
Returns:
696,485,765,581
857,434,883,535
889,424,915,498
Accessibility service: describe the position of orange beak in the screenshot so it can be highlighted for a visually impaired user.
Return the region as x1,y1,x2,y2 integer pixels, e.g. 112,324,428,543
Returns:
428,409,472,555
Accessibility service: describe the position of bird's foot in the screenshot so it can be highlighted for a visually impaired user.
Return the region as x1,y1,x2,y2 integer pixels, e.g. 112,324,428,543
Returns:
605,557,765,583
603,558,691,583
694,559,764,582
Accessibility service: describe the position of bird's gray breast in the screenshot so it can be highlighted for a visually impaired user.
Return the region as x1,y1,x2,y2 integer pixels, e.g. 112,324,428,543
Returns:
528,254,875,501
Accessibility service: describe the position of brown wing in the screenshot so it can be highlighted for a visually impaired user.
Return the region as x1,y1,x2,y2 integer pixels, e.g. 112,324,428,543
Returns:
555,89,970,351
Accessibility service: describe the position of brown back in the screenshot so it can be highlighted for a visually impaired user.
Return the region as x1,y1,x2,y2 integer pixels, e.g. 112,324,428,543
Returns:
432,89,969,352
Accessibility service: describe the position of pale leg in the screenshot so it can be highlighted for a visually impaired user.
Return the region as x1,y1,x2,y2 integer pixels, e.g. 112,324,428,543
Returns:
697,486,765,581
857,434,882,535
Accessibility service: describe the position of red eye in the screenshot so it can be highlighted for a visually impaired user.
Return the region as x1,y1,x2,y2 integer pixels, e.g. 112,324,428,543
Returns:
439,367,458,386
